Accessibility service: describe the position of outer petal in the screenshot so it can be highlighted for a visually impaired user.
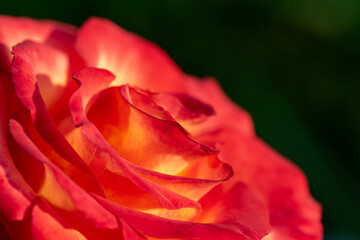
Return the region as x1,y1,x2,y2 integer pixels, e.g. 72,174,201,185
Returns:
0,16,74,50
10,41,103,196
93,182,270,240
76,17,186,91
198,130,323,240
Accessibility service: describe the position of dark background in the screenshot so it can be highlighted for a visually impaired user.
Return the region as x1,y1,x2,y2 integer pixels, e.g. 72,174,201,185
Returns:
2,0,360,239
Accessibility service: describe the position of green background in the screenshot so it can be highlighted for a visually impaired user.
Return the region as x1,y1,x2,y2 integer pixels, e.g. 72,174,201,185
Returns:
2,0,360,239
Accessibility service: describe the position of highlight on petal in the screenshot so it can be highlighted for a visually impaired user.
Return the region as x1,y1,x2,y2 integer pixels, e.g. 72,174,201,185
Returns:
0,16,53,72
75,16,254,140
0,15,78,74
76,17,186,91
0,15,70,50
197,129,323,240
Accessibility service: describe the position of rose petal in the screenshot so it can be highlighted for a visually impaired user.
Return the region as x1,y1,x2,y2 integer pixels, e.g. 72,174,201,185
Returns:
70,67,201,211
11,40,70,118
119,219,147,240
0,16,67,50
76,17,186,91
6,200,86,240
198,129,323,240
88,85,231,180
74,17,254,139
0,220,10,240
93,182,270,240
9,119,124,239
0,15,54,73
10,41,104,196
0,72,36,222
93,85,232,211
141,90,215,123
198,182,271,240
185,76,255,137
0,15,78,77
68,68,234,218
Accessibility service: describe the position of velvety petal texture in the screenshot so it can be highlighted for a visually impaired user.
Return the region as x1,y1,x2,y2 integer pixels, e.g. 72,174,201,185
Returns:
0,15,322,240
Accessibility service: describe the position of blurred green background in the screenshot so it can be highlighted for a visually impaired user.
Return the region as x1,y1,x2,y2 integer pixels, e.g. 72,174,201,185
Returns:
2,0,360,239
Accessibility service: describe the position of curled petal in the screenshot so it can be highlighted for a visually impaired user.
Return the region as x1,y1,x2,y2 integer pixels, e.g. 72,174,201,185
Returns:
141,90,215,123
70,67,201,210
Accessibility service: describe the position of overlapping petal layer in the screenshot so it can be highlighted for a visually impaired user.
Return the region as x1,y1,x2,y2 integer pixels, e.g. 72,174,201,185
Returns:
0,15,322,240
64,68,235,221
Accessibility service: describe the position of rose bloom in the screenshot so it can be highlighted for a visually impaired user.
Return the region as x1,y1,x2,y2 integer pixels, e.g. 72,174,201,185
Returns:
0,16,322,240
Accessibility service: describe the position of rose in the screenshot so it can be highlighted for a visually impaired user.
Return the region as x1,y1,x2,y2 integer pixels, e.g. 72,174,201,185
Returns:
0,15,322,240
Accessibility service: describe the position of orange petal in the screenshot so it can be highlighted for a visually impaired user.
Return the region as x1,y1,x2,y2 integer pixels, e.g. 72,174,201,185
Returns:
69,67,201,211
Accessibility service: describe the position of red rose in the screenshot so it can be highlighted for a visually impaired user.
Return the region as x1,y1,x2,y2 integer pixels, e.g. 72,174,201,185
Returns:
0,16,322,239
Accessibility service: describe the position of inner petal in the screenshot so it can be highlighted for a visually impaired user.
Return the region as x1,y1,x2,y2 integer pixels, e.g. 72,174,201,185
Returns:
86,86,223,179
